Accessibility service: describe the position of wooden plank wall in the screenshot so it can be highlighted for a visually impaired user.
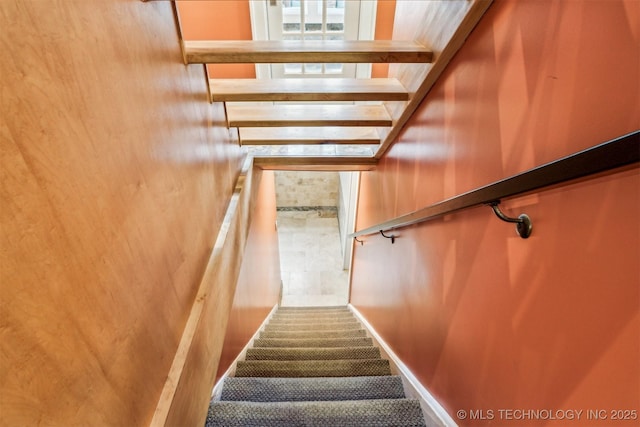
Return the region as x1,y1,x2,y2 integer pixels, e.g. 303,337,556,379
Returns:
0,1,244,425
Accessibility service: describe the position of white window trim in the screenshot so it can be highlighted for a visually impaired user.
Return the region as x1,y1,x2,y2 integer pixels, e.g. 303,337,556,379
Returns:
249,0,377,80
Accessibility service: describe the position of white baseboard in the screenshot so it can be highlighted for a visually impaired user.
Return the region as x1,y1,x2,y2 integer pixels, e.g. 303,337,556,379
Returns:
210,304,280,400
349,304,458,427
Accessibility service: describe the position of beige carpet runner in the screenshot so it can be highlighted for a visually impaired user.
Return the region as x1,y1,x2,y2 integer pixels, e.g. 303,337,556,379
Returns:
206,306,427,426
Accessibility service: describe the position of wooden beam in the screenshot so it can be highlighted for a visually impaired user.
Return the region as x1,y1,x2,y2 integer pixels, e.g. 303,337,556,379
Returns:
239,127,380,145
209,78,409,102
253,156,378,171
226,104,392,127
183,40,433,64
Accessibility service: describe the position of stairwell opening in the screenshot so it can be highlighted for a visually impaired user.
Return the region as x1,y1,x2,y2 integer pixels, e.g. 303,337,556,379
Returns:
274,171,358,307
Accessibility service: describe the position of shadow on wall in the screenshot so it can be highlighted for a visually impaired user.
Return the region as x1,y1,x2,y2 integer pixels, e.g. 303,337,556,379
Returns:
351,0,639,421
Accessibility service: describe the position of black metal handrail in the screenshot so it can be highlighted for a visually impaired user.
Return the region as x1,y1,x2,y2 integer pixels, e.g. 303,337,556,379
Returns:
350,130,639,240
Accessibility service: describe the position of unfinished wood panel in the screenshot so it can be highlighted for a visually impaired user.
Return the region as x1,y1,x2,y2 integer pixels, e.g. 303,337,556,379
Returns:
254,156,378,171
239,127,380,145
155,161,262,427
376,0,493,158
0,1,243,426
210,78,409,102
227,105,392,128
183,40,433,64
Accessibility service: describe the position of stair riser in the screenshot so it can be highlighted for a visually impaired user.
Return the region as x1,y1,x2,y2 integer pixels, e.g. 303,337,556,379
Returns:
270,317,356,323
235,359,392,378
210,306,427,426
268,316,357,323
220,376,406,402
273,308,352,313
267,322,359,329
206,399,427,427
245,347,381,361
272,309,353,315
260,330,366,340
253,338,373,348
277,306,349,311
264,324,362,332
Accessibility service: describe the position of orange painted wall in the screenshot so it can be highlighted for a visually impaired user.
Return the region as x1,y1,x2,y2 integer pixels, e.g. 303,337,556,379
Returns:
216,170,282,380
177,0,255,78
372,0,396,78
0,1,243,425
177,0,395,79
351,1,639,425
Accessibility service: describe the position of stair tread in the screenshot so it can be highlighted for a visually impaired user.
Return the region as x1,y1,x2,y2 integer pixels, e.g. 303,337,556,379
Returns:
269,317,357,324
267,319,358,326
271,312,356,318
253,156,377,172
239,127,380,145
212,305,427,425
254,337,373,348
275,307,353,315
220,376,405,402
246,346,380,361
278,306,349,310
184,40,433,64
206,398,427,426
235,359,391,377
272,310,355,316
210,78,409,102
226,104,392,128
264,322,362,332
260,329,366,340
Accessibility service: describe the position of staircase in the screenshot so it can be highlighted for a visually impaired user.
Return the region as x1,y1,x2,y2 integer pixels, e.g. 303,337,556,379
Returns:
206,306,427,426
161,1,493,171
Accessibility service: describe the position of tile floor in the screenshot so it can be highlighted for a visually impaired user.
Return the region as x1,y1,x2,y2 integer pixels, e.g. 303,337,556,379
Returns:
277,209,349,307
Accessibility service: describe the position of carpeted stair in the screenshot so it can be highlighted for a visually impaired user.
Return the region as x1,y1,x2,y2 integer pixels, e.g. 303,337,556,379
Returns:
206,306,427,426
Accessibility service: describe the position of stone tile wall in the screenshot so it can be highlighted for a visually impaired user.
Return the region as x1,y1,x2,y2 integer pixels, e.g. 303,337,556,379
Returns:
275,171,339,207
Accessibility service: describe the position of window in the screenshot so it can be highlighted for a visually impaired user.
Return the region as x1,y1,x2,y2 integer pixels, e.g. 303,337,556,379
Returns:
282,0,347,75
251,0,375,79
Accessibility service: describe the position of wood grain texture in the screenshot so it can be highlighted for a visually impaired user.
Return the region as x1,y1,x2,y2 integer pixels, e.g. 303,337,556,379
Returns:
254,156,377,171
155,160,265,427
239,127,380,145
375,0,493,158
184,40,433,64
0,1,243,426
216,170,282,380
227,104,392,128
210,78,409,102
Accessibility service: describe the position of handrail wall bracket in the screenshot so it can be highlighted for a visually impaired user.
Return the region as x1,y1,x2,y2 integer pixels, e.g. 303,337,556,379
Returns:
488,201,532,239
349,131,638,242
380,230,395,244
